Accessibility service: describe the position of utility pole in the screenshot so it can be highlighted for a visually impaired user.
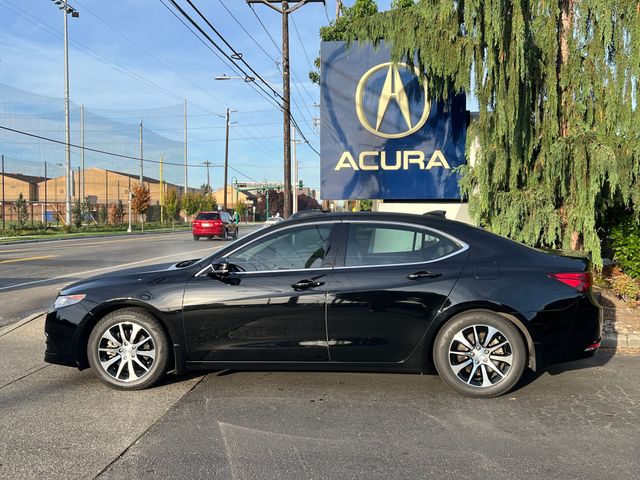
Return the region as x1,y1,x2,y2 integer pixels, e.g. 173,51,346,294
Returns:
292,126,299,214
160,155,164,223
203,161,212,194
50,0,79,225
80,103,85,202
184,99,188,194
1,154,4,232
223,108,230,210
336,0,342,18
246,0,323,218
139,119,144,184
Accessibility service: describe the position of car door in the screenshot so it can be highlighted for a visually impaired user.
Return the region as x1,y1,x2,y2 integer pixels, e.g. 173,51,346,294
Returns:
182,221,339,363
326,221,469,363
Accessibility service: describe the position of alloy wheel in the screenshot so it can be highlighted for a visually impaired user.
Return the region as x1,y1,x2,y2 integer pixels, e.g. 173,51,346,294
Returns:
97,321,156,383
447,324,513,388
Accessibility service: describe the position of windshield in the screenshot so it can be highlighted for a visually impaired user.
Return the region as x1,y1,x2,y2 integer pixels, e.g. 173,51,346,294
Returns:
196,213,220,221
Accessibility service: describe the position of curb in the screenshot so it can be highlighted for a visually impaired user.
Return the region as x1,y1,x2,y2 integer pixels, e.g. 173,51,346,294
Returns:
602,332,640,350
0,311,46,338
0,229,190,246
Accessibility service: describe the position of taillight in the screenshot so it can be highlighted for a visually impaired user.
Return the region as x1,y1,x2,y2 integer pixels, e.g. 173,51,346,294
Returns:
548,272,592,292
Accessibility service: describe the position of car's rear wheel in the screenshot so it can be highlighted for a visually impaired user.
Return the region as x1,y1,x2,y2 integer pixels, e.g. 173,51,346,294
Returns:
87,309,169,390
193,234,199,241
433,311,526,398
223,229,229,240
233,227,238,239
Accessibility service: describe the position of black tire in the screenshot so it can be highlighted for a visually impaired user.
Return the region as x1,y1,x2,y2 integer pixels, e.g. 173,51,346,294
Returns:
433,311,526,398
223,229,229,240
87,308,170,390
193,234,200,241
233,227,238,239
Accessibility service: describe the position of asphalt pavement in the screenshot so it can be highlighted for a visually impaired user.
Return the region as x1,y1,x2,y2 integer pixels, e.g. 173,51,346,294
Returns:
0,227,639,480
0,228,256,327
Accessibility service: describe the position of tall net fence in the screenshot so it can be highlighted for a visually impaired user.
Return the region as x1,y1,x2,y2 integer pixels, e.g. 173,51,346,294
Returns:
0,83,194,226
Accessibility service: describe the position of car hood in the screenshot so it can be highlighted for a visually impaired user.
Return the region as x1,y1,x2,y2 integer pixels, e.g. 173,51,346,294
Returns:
60,260,200,295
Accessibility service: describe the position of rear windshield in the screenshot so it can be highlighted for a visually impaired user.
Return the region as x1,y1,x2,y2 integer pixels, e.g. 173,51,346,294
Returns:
196,213,220,220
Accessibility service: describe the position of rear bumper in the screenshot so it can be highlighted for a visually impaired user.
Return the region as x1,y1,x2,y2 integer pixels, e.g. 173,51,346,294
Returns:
192,226,224,236
537,302,603,367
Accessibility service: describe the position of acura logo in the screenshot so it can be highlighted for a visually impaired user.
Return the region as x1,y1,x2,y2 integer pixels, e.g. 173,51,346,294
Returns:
355,62,430,139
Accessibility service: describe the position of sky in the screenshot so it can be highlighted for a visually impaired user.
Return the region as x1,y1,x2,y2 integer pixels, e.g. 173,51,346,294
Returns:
0,0,395,191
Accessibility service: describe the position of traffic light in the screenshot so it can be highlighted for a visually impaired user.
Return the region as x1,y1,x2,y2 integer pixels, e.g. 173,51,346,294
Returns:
298,180,303,189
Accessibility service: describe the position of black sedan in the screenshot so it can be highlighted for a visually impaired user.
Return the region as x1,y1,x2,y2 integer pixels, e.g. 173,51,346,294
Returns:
44,212,602,397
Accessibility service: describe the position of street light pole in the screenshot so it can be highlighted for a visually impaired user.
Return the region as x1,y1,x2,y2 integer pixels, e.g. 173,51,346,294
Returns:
223,108,230,210
52,0,79,226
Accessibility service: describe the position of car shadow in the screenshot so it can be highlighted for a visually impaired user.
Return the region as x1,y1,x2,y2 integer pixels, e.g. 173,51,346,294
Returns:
511,292,618,392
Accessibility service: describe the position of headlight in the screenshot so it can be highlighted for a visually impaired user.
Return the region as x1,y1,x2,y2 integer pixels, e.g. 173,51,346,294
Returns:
54,294,86,309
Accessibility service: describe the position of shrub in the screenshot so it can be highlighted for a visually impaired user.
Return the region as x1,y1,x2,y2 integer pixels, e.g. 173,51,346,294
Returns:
609,272,640,308
610,218,640,279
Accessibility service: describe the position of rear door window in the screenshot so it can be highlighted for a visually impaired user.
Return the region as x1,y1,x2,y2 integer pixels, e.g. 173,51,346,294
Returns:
344,223,461,266
196,213,220,221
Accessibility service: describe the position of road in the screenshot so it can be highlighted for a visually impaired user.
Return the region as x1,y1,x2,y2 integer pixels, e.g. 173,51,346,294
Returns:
0,231,639,479
0,229,250,327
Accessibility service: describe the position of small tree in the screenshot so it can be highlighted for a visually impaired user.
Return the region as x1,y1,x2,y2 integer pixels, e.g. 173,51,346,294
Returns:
131,183,151,231
163,189,181,229
72,199,83,229
98,205,108,225
109,200,124,226
182,192,199,220
235,200,247,222
13,193,29,228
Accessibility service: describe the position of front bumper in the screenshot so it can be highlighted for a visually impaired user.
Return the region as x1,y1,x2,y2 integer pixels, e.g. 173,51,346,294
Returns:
44,304,88,369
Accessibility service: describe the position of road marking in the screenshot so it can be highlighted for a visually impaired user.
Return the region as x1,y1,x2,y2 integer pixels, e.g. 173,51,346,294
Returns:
0,231,191,252
0,255,56,264
0,246,221,292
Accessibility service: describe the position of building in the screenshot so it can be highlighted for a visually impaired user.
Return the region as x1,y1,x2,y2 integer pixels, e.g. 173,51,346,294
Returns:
212,185,257,210
0,172,43,201
37,167,198,206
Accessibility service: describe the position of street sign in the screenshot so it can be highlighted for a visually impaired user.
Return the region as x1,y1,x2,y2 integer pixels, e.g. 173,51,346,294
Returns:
320,41,467,200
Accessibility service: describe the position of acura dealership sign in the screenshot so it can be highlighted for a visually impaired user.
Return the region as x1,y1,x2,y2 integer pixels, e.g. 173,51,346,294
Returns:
320,41,467,200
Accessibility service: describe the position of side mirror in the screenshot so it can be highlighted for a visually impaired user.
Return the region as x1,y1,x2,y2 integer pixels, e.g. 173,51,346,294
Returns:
212,262,230,277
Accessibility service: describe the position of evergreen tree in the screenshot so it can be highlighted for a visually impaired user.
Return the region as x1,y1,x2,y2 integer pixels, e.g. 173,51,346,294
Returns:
334,0,640,267
13,192,29,228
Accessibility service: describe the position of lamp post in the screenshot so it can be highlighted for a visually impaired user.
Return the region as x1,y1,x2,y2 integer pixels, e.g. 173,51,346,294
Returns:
50,0,79,227
263,178,270,220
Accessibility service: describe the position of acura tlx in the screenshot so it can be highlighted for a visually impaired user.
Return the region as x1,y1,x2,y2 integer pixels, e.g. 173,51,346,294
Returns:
44,211,602,398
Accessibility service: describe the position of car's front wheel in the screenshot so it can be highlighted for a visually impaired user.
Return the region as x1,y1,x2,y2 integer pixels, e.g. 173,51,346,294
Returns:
87,309,169,390
433,311,526,398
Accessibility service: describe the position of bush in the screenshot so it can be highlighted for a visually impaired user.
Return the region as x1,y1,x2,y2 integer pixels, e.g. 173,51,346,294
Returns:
609,272,640,308
610,218,640,279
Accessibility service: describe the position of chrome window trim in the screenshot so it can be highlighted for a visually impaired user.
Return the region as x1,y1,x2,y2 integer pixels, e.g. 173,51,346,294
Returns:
338,220,469,270
197,218,469,275
223,220,342,259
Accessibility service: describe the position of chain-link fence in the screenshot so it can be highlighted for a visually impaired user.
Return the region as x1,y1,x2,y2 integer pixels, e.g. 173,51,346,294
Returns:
0,82,198,229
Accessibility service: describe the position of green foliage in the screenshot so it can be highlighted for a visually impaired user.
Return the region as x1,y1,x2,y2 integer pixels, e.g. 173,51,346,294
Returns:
163,189,181,227
339,0,640,269
235,200,248,218
610,219,640,279
357,199,373,211
196,193,216,212
98,205,108,225
182,192,199,218
609,273,640,308
12,193,29,228
72,200,83,229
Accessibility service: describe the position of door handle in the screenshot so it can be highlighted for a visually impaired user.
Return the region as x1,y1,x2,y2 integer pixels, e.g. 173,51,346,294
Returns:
407,271,442,280
291,279,325,290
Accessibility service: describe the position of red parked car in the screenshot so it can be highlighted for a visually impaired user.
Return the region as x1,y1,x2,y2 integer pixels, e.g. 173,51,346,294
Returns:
192,211,238,241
